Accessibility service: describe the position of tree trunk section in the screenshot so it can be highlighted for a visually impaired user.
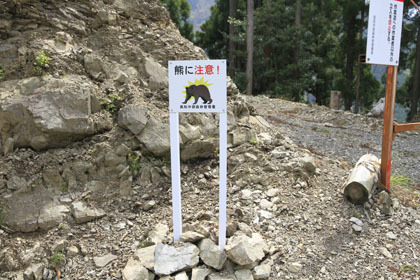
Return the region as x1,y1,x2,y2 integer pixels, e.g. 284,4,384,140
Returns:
410,25,420,120
228,0,237,77
246,0,254,95
354,4,364,113
293,0,302,101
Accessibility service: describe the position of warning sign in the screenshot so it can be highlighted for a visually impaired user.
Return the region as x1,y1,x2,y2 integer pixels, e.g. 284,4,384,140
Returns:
169,60,226,113
366,0,404,66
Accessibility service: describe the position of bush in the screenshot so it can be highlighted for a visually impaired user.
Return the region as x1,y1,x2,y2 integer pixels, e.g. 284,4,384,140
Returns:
33,50,51,75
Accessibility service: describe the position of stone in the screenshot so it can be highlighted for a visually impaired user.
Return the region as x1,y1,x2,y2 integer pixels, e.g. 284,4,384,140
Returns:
179,124,201,143
180,231,205,243
137,119,170,156
225,233,267,266
265,188,279,197
67,246,79,257
120,176,133,196
378,191,392,215
0,76,111,151
143,200,157,211
174,271,189,280
134,245,156,270
198,239,227,270
235,269,253,280
349,217,363,227
300,154,316,174
122,259,149,280
259,199,273,210
143,56,168,90
253,264,270,279
379,247,392,259
386,232,397,240
2,190,61,232
94,253,118,268
148,223,169,244
24,263,44,280
181,139,216,161
154,243,199,276
118,105,148,135
84,53,104,80
3,137,14,155
71,201,106,224
191,268,212,280
287,262,302,273
42,168,66,190
352,224,363,232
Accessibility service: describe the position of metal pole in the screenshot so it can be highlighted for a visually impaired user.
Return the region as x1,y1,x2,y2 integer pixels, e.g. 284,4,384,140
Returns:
380,65,398,189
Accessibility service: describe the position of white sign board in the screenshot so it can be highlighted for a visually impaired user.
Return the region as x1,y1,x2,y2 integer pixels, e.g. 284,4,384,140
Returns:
169,60,226,113
168,59,228,248
366,0,404,66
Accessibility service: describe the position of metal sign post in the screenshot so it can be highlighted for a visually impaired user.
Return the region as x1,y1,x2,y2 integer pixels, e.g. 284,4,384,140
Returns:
168,60,227,248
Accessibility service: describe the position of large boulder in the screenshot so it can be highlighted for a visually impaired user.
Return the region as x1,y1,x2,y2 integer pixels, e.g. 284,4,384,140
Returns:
137,119,170,156
0,75,111,151
2,189,68,232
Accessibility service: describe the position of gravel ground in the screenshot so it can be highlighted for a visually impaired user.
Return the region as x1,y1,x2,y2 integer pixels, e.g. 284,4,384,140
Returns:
246,95,420,185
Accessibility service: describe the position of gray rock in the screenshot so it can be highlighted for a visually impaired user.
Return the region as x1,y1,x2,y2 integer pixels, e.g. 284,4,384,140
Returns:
143,200,157,211
71,201,106,224
0,76,111,151
143,56,168,90
122,259,149,280
191,268,212,280
181,139,216,161
67,246,79,257
253,264,270,279
180,231,206,243
179,124,201,143
386,232,397,240
24,263,44,280
235,269,254,280
148,223,169,244
3,137,14,155
198,239,227,270
287,262,302,273
94,253,118,268
37,204,69,230
84,53,105,80
379,247,392,259
352,224,363,232
225,233,268,266
349,217,363,227
118,105,148,135
154,243,199,276
137,119,170,156
134,245,156,270
42,168,65,190
174,271,189,280
300,154,316,174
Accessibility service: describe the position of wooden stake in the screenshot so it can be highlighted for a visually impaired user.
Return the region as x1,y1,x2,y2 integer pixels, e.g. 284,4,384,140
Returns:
380,66,398,189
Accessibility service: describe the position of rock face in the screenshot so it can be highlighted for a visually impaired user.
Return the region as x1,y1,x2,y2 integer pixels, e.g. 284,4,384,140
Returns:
154,243,200,276
0,76,110,151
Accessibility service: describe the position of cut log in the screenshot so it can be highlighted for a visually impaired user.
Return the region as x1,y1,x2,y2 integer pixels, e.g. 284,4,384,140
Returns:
344,154,380,204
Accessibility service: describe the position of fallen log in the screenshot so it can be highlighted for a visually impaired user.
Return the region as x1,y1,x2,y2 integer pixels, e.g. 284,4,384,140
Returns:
344,154,381,204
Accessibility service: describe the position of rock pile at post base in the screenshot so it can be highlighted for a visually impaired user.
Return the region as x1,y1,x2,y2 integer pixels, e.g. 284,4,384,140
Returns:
122,230,271,280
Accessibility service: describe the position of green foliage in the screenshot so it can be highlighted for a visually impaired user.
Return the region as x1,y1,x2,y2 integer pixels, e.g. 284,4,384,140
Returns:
50,250,65,268
390,172,413,188
0,66,4,80
128,153,141,173
352,211,360,219
60,182,68,193
100,93,122,113
33,50,51,75
160,0,194,41
249,138,258,145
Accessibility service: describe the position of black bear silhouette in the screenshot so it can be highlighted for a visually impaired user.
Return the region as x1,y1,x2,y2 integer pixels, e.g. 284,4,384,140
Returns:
183,85,213,104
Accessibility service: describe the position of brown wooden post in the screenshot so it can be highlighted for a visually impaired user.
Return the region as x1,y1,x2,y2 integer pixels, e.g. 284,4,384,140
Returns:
380,66,398,189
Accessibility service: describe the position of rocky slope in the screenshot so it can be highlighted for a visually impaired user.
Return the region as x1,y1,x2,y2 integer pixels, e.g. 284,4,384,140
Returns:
0,0,419,280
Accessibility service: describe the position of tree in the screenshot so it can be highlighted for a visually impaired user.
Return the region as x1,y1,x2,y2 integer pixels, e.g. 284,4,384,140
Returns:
228,0,237,77
246,0,254,95
160,0,194,41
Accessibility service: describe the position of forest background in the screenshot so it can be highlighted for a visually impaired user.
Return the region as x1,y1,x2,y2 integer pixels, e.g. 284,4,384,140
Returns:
160,0,420,121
